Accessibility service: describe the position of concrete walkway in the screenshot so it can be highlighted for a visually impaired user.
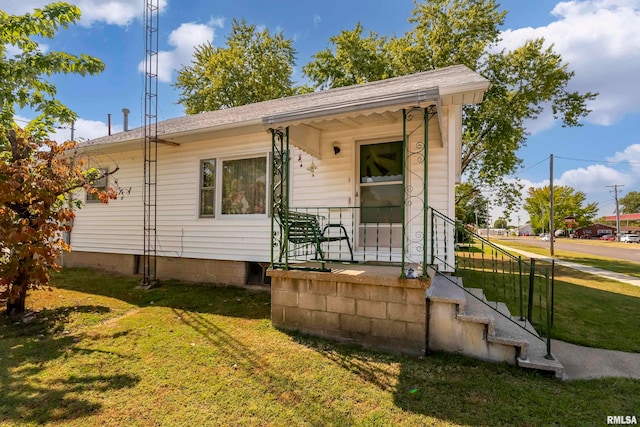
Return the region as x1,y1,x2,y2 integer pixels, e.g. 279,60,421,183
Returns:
551,339,640,380
496,244,640,380
495,245,640,288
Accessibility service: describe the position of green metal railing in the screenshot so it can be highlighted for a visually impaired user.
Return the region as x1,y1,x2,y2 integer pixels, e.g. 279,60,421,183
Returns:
429,207,555,357
274,206,404,267
270,202,555,355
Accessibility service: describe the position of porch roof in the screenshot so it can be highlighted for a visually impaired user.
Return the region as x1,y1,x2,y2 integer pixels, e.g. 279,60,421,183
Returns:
81,64,489,150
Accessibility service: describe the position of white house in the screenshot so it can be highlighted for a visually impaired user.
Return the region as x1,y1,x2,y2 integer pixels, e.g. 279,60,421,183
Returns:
65,65,563,374
66,64,489,286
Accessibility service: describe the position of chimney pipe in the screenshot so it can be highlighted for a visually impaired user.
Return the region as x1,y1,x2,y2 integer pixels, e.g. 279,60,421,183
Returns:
122,108,130,132
108,113,111,135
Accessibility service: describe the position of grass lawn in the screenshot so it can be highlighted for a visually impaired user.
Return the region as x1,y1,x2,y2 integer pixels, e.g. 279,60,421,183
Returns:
492,237,640,279
456,240,640,352
1,269,639,426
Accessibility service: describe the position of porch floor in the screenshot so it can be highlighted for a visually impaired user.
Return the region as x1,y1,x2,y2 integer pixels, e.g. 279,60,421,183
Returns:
272,261,430,289
295,262,404,280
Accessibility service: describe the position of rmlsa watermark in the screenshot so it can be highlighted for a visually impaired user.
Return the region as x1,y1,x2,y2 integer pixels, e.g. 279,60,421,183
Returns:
607,415,637,425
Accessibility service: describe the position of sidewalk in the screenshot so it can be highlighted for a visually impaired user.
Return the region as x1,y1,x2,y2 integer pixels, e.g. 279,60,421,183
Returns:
494,245,640,288
551,339,640,380
495,243,640,380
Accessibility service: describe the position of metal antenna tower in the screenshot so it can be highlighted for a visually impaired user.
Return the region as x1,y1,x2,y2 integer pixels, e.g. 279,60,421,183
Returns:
142,0,159,287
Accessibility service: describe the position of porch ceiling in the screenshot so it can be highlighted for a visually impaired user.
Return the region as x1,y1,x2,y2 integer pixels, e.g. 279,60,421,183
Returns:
288,107,428,159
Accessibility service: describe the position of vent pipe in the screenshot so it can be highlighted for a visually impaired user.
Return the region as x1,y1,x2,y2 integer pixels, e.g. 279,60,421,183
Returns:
122,108,130,132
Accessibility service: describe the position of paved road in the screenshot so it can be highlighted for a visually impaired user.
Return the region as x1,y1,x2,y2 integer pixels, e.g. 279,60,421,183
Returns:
497,237,640,264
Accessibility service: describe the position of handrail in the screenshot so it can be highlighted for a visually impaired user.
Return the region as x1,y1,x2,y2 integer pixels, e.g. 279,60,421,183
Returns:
429,207,555,358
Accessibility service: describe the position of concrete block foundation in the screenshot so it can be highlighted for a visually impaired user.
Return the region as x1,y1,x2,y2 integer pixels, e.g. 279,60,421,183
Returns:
268,266,429,356
61,251,248,286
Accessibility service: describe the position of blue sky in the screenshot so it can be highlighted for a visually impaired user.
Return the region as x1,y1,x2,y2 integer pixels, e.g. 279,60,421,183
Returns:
4,0,640,223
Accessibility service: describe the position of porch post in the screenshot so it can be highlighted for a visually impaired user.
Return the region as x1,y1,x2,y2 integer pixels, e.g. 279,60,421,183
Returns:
423,107,429,272
402,107,436,278
270,127,290,269
401,109,408,278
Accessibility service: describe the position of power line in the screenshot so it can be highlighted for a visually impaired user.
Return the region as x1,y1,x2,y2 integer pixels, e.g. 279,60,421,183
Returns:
555,155,640,166
509,155,550,178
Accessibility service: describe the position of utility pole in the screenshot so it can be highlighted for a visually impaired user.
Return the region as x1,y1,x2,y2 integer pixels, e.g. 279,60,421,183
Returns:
607,184,624,240
70,120,75,142
549,154,554,256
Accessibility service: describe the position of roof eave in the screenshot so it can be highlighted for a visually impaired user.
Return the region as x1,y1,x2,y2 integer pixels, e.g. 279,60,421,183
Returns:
262,88,439,127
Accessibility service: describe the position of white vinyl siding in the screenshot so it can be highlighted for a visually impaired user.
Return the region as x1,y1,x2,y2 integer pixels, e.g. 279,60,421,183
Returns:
71,107,456,267
71,134,273,262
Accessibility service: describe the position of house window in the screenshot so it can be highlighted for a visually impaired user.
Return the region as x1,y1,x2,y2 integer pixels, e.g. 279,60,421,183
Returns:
200,159,216,217
359,141,403,223
221,156,267,215
199,155,268,217
86,169,108,203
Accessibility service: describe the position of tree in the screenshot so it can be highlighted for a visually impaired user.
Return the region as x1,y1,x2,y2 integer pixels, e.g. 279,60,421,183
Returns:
455,182,489,227
0,3,104,142
1,129,118,315
303,23,394,91
619,191,640,214
303,0,597,217
493,218,507,229
523,185,598,234
0,3,110,315
175,18,310,113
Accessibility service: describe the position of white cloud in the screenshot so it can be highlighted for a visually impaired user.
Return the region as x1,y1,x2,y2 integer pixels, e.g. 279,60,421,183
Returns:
14,115,119,142
607,143,640,174
313,14,322,28
0,0,168,27
498,0,640,131
491,140,640,222
64,117,121,142
558,164,634,192
138,21,219,83
3,43,49,58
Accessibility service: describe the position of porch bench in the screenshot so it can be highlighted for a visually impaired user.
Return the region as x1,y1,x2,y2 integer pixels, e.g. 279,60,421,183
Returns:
279,210,354,262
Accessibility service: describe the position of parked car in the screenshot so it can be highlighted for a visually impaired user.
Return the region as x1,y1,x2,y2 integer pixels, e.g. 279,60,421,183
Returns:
620,234,640,243
599,234,616,241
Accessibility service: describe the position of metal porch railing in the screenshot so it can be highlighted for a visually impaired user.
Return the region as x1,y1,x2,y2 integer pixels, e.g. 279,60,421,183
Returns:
429,207,555,358
275,206,404,267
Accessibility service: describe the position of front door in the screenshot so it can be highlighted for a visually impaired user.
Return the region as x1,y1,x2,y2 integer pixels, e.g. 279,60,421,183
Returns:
357,140,403,250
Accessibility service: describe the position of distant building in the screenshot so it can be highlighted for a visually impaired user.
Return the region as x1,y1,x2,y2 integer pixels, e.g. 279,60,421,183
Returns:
603,213,640,234
516,223,533,236
604,213,640,222
573,223,616,239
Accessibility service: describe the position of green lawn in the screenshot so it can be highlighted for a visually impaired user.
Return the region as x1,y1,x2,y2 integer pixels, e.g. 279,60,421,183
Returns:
493,237,640,279
1,268,639,426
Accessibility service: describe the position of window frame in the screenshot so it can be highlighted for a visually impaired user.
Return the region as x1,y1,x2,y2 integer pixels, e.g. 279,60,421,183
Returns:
199,158,216,218
85,168,108,203
198,153,270,219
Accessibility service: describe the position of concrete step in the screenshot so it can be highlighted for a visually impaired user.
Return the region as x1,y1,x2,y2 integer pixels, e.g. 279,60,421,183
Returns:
486,300,564,377
457,291,496,336
428,274,564,378
465,289,564,377
466,287,486,301
427,274,466,309
517,338,564,378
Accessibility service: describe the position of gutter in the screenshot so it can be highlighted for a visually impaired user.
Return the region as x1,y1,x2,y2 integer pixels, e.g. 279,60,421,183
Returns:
263,88,439,127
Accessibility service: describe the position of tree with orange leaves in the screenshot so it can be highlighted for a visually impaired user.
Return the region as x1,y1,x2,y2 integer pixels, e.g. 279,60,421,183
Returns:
0,128,117,315
0,3,112,315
